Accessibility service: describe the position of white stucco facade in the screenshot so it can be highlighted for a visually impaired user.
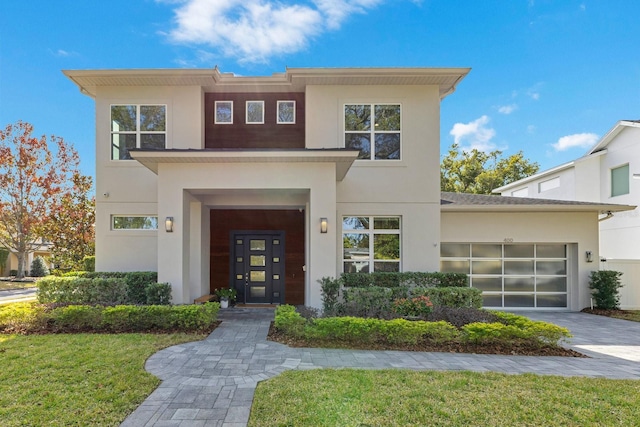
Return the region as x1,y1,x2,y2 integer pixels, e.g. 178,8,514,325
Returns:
64,67,630,310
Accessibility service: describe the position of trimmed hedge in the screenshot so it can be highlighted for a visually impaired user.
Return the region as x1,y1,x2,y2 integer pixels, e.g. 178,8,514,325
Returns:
0,302,219,334
411,286,483,309
341,272,468,288
36,272,165,305
37,277,129,305
274,305,571,348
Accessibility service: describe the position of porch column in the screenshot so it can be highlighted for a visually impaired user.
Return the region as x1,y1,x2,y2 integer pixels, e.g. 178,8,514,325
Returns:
157,166,190,304
307,168,338,308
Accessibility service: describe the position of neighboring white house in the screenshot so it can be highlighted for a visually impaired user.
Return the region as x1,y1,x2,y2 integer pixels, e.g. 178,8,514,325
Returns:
64,67,633,311
494,121,640,260
494,120,640,308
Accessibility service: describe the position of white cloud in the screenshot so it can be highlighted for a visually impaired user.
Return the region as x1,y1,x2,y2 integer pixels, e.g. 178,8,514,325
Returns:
49,49,78,57
552,133,599,152
527,124,536,134
497,104,518,115
526,83,543,100
162,0,384,63
449,115,498,152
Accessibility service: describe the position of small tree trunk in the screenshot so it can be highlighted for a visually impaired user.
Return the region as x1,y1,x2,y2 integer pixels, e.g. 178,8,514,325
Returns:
16,252,26,279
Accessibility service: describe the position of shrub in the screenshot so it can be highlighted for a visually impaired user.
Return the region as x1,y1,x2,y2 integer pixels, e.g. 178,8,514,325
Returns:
309,317,381,343
30,256,50,277
274,305,306,337
392,295,434,318
589,270,624,310
427,307,500,328
340,272,468,288
295,305,320,320
338,286,396,319
0,302,48,333
319,276,341,316
49,305,103,332
10,270,17,277
0,247,8,276
37,276,128,305
381,319,459,345
146,282,172,305
411,286,483,308
124,272,158,305
171,303,219,331
82,256,95,272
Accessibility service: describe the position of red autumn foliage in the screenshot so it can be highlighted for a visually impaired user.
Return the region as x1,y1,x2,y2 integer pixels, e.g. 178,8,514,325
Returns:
0,121,81,278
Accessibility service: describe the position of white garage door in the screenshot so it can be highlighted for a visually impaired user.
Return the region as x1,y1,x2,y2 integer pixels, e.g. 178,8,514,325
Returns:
440,243,568,309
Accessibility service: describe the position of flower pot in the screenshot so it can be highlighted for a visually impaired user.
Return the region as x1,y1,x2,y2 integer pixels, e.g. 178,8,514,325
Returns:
220,298,229,309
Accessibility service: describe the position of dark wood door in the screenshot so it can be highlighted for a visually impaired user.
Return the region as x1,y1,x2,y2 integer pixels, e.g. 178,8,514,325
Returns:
232,232,285,304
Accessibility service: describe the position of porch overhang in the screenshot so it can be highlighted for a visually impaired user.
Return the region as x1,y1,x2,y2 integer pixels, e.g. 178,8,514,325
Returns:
130,148,360,181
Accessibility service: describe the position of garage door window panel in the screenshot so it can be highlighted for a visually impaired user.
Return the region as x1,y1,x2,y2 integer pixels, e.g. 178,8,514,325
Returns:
504,294,535,307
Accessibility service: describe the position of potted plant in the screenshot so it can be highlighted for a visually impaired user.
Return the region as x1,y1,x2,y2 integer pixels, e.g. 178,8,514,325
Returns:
215,288,237,308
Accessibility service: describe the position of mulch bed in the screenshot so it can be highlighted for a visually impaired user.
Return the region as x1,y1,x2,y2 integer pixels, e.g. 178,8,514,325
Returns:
267,322,586,358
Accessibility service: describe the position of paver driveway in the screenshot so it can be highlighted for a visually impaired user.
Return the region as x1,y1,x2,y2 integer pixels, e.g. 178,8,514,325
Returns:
121,309,640,427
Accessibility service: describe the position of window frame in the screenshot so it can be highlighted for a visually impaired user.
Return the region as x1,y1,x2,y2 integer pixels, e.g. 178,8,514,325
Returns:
110,104,167,161
344,103,402,161
342,216,401,273
111,215,159,231
611,164,629,197
246,100,265,124
276,100,296,124
214,101,234,124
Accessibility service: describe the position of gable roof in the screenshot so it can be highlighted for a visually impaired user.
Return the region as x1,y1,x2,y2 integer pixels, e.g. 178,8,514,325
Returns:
63,67,470,99
441,192,634,214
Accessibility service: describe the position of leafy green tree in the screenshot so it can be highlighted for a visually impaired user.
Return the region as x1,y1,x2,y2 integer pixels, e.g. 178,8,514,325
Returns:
441,143,540,194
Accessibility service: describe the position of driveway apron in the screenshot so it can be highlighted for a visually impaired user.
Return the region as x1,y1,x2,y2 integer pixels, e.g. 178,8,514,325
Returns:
122,309,640,427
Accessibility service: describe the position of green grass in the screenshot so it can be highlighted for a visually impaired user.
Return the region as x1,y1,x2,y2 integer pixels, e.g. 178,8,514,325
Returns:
250,369,640,427
0,280,36,291
0,332,205,426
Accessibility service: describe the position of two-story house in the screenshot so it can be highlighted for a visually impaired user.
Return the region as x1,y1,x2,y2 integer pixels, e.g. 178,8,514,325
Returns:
64,67,633,311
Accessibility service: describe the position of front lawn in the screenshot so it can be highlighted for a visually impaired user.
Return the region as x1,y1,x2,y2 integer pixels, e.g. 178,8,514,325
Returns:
0,332,205,426
250,369,640,427
0,279,36,291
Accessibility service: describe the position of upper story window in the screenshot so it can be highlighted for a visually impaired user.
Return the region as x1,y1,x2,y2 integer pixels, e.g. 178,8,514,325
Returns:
611,164,629,197
277,101,295,124
246,101,264,124
345,104,401,160
111,105,166,160
215,101,233,124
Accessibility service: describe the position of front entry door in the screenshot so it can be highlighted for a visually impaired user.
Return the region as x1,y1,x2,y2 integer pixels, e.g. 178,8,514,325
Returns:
232,232,285,304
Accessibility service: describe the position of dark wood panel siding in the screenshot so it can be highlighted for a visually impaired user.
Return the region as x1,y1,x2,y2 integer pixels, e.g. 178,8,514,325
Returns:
210,209,305,305
205,92,305,149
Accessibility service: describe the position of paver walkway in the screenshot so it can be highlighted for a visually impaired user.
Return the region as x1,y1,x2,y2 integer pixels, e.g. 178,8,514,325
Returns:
121,309,640,427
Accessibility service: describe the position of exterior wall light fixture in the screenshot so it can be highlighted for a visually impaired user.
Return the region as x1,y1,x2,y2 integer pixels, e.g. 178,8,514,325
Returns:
165,217,174,233
320,217,328,233
586,250,593,263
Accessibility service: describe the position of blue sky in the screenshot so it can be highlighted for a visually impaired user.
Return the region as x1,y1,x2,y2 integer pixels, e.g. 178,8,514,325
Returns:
1,0,639,180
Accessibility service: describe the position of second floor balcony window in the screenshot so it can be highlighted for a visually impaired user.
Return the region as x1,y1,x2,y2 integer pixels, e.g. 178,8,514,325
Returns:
345,104,401,160
111,105,166,160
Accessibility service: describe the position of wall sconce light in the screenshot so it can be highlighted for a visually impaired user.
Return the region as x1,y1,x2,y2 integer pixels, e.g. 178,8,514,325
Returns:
585,251,593,263
320,217,328,233
165,217,174,233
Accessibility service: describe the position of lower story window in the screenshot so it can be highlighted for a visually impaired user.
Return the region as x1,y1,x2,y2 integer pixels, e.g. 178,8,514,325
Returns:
111,216,158,230
342,216,400,273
